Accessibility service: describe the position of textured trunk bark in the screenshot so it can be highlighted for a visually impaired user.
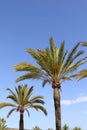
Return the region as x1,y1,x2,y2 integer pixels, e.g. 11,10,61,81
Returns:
19,112,24,130
53,88,61,130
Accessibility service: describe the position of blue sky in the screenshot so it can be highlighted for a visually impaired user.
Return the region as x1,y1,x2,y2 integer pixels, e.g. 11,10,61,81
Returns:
0,0,87,129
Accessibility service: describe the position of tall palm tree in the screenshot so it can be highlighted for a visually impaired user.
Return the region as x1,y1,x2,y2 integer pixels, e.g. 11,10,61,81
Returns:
76,42,87,80
0,84,47,130
14,38,87,130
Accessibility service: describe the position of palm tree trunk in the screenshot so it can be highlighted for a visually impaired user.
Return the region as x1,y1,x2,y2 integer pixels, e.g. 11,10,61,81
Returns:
19,112,24,130
53,88,61,130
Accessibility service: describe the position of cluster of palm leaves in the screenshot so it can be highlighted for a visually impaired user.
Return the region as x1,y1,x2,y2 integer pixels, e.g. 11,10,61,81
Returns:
62,124,82,130
0,118,6,130
76,43,87,80
32,125,82,130
0,38,87,130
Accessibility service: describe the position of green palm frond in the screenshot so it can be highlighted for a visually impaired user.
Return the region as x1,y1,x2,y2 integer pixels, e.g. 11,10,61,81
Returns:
31,104,47,115
35,48,54,76
42,79,50,87
27,48,50,75
64,56,87,74
0,103,16,109
45,48,52,60
36,50,51,71
31,99,44,104
14,62,41,73
27,48,40,61
63,42,80,69
22,84,28,99
7,95,19,104
76,69,87,80
17,85,22,103
24,86,33,101
63,50,68,62
7,108,16,118
50,37,56,57
25,109,30,116
62,76,72,81
45,48,54,71
58,41,64,65
81,42,87,46
73,49,84,60
61,48,85,77
15,72,41,82
21,84,28,102
6,88,18,103
30,96,44,104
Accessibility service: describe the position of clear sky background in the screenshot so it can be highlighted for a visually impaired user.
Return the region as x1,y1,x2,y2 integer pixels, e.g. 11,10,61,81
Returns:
0,0,87,130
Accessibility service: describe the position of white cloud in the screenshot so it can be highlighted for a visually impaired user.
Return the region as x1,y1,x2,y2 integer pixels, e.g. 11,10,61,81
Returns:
61,96,87,105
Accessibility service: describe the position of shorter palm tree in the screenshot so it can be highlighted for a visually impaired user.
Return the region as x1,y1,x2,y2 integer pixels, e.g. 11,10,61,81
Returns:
47,128,53,130
0,118,7,130
0,84,47,130
73,127,82,130
32,126,42,130
62,124,69,130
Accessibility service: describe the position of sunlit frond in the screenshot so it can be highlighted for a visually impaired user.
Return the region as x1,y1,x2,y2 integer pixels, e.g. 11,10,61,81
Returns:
81,42,87,46
15,72,41,82
14,62,41,73
31,104,47,115
76,69,87,80
49,37,55,57
0,103,16,109
63,42,80,70
30,96,44,104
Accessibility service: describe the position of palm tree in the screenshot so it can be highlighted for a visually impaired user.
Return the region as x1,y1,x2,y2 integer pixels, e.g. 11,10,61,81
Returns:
0,84,47,130
0,118,7,130
32,126,42,130
14,38,87,130
62,124,69,130
76,42,87,80
47,128,53,130
73,127,82,130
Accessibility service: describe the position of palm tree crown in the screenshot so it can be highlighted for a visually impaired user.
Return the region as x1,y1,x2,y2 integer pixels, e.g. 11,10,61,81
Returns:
73,127,82,130
0,84,47,117
14,38,87,87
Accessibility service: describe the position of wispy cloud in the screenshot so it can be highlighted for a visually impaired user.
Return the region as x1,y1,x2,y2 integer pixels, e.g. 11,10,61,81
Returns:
61,96,87,105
